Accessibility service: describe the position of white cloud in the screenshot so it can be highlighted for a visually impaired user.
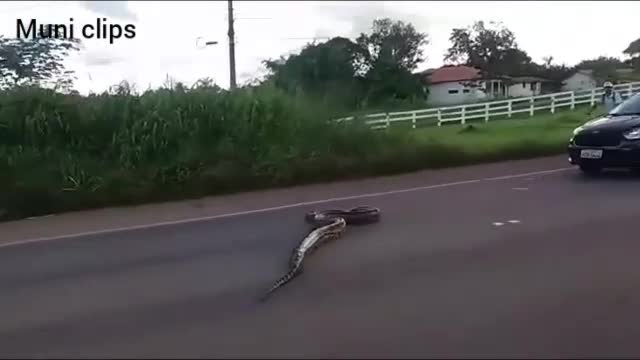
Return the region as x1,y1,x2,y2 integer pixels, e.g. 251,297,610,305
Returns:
80,1,138,21
1,1,639,95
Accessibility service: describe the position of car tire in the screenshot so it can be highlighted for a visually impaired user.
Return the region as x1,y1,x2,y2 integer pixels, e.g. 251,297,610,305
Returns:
579,164,602,176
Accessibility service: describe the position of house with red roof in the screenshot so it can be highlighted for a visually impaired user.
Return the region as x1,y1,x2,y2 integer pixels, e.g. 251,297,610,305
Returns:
420,65,547,106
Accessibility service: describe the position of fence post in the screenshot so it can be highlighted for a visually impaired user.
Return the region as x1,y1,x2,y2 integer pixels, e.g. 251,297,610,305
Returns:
461,106,466,125
385,113,390,128
590,89,596,106
529,97,534,116
484,103,489,122
570,92,575,109
550,95,555,114
412,112,416,129
437,109,442,126
508,100,513,118
627,83,633,99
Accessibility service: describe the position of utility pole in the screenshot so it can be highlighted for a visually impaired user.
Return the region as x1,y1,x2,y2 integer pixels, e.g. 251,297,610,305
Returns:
227,0,237,90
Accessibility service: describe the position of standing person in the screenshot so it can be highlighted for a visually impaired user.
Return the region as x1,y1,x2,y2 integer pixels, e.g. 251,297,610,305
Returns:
601,81,623,112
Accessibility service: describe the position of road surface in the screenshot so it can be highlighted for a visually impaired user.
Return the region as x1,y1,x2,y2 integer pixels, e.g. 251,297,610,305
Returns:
2,155,640,358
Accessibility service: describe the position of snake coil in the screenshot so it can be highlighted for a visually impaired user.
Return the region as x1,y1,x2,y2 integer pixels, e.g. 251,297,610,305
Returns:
260,206,380,301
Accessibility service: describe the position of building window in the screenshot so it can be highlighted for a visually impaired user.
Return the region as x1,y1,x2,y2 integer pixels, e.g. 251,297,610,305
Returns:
530,82,537,91
463,89,470,93
522,82,526,88
448,89,459,94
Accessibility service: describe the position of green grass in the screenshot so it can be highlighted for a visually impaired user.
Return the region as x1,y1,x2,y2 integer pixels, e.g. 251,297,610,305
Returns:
418,107,591,149
0,85,601,222
370,107,600,174
411,107,598,161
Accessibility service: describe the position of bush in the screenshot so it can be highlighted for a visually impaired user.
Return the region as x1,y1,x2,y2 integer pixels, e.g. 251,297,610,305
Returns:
0,84,577,221
0,85,407,219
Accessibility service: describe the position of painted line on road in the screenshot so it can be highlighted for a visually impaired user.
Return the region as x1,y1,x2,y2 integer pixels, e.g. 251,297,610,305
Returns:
492,219,522,227
26,214,56,220
0,166,572,250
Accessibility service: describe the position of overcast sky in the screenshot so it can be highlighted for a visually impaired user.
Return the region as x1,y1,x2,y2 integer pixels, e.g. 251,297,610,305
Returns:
1,1,638,95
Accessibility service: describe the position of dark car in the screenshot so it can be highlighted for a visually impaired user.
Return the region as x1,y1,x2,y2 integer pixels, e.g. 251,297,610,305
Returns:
568,93,640,175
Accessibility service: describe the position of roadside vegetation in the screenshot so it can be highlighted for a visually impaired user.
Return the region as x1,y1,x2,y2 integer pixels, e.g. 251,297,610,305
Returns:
0,85,594,221
0,19,636,221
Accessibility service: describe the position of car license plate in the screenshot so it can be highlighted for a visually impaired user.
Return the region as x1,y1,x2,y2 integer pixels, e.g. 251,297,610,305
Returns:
580,149,603,159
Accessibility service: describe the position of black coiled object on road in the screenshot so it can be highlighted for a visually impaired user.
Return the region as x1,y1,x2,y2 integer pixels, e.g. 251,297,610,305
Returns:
260,206,381,302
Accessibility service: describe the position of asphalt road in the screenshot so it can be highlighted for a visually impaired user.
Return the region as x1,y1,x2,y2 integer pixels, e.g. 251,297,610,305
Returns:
2,156,640,358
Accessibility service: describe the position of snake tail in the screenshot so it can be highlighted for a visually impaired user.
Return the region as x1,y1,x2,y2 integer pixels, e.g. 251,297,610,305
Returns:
260,264,303,302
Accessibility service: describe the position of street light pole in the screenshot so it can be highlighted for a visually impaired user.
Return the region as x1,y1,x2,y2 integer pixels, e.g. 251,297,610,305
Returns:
227,0,237,90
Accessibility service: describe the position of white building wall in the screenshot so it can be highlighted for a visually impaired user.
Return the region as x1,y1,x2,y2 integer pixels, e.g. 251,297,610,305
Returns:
508,81,542,98
562,73,597,92
427,81,487,106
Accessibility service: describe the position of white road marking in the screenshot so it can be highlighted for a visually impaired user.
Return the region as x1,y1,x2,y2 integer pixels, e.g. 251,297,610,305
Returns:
0,166,572,250
512,187,528,191
26,214,56,220
493,219,522,226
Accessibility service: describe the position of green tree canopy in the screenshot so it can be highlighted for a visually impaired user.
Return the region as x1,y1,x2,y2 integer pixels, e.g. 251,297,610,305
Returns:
0,35,80,91
354,18,428,106
624,37,640,70
262,37,361,97
624,38,640,57
262,18,429,110
354,18,428,75
576,56,626,83
527,56,574,92
444,21,532,78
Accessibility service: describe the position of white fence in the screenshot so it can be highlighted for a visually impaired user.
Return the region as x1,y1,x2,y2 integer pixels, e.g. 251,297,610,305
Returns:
336,81,640,130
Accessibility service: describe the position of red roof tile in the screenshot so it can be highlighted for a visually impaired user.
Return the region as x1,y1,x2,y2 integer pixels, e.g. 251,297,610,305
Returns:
427,65,482,84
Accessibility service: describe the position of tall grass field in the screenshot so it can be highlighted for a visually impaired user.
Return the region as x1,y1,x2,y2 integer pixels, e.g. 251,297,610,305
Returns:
0,84,594,221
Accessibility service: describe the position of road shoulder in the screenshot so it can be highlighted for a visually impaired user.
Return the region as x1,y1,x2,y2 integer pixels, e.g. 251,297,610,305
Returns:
0,155,570,245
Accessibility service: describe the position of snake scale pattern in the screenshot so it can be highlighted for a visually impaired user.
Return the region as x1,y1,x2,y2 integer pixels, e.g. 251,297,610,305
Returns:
260,206,381,301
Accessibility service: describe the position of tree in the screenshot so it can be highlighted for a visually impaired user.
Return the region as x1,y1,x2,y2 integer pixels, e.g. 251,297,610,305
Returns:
262,37,364,109
576,56,625,83
354,18,429,105
624,38,640,58
624,37,640,70
354,18,428,75
0,34,80,90
263,37,361,96
529,56,574,92
444,21,532,77
542,56,554,68
576,56,625,69
261,18,429,110
360,63,425,106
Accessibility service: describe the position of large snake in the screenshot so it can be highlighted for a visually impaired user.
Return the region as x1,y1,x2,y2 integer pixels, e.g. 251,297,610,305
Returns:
260,206,381,301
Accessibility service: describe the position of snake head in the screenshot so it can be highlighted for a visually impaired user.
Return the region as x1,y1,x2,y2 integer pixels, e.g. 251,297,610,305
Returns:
305,211,321,222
